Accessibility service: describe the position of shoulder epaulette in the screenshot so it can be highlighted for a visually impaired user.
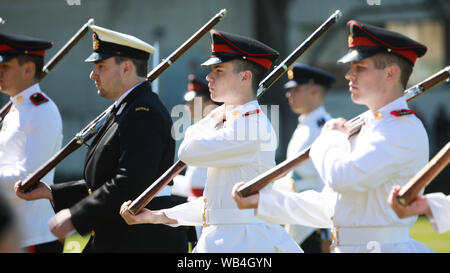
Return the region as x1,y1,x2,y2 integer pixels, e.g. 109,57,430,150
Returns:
29,93,48,106
390,109,416,117
242,109,260,117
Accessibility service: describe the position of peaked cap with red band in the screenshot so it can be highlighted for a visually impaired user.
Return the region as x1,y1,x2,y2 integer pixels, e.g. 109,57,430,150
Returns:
0,33,53,63
338,20,427,65
184,74,210,101
201,30,279,71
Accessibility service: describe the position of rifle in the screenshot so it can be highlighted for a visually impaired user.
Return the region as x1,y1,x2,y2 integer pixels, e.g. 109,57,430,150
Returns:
237,65,450,197
127,10,343,215
397,141,450,206
18,9,228,193
0,18,95,123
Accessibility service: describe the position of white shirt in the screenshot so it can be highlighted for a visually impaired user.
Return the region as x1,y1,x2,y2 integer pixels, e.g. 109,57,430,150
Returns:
426,193,450,234
163,100,302,253
257,96,433,252
0,83,63,247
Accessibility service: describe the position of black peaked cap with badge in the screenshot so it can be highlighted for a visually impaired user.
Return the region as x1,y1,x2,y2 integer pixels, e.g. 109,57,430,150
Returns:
284,63,335,89
338,20,427,65
201,30,280,71
184,74,210,102
85,25,155,63
0,33,53,63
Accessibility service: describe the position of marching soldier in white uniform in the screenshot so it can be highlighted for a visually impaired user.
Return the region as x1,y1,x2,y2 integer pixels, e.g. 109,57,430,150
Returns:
233,20,435,253
121,30,302,253
272,63,334,252
0,33,63,252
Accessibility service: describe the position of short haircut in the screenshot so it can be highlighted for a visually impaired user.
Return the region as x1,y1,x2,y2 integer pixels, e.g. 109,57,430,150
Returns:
231,59,266,93
114,56,148,78
15,55,44,80
372,53,413,89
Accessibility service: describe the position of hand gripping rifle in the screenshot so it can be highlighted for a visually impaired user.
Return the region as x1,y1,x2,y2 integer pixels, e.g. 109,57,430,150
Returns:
237,65,450,197
18,9,227,193
0,18,95,123
127,10,343,215
397,141,450,206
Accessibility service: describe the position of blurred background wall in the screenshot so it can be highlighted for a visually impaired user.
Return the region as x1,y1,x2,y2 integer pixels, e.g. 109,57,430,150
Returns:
1,0,449,194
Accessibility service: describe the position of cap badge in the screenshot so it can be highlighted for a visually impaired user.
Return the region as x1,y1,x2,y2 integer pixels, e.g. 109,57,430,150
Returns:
287,69,294,80
348,34,353,46
93,33,100,51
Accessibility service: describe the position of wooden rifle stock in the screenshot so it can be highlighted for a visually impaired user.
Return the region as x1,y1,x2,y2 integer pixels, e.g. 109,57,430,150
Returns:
128,10,342,215
397,141,450,206
19,139,81,193
128,160,187,215
237,66,450,197
0,18,94,123
18,10,227,192
19,105,113,192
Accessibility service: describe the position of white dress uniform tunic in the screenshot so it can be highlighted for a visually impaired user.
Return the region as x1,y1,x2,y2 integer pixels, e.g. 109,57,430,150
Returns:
257,96,434,252
0,83,62,247
273,106,330,244
426,193,450,234
163,100,302,253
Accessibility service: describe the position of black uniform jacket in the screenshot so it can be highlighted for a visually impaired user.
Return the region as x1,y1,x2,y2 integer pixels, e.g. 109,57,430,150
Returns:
51,81,188,252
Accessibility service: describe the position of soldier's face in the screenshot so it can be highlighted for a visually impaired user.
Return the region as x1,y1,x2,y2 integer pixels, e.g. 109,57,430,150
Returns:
0,58,27,96
90,57,122,100
285,83,313,114
345,56,385,108
206,62,242,104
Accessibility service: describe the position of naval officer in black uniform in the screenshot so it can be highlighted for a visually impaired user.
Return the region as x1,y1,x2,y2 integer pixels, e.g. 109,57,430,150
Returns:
16,25,188,252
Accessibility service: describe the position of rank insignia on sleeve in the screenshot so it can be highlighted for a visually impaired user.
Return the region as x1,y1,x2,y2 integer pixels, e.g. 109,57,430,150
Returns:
242,109,260,117
390,109,416,117
29,93,48,106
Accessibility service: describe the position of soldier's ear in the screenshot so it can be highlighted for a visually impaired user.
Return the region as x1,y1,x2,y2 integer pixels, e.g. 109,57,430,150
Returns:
241,70,252,83
121,59,134,77
22,61,36,81
385,64,400,84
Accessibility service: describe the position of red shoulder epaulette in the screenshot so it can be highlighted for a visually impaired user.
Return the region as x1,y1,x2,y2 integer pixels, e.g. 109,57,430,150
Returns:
390,109,416,117
242,109,260,117
29,93,49,106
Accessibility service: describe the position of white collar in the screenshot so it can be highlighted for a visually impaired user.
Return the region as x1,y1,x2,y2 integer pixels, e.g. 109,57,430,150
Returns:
10,83,41,106
363,96,408,123
298,105,327,125
225,100,260,121
114,81,144,108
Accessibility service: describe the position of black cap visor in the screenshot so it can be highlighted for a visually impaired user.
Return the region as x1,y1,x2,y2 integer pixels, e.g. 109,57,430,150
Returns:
0,54,15,63
85,52,115,63
337,48,385,64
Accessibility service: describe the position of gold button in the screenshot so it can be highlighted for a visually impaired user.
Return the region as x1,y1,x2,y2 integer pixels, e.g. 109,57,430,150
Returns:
91,230,95,236
374,112,383,120
88,188,93,195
